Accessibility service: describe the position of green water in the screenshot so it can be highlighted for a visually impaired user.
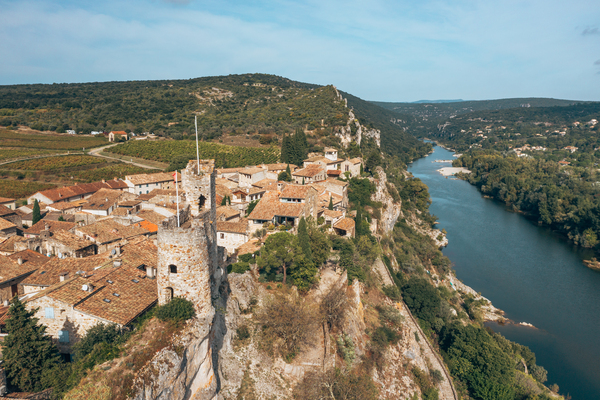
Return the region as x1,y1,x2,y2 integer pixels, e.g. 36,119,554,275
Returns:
409,144,600,399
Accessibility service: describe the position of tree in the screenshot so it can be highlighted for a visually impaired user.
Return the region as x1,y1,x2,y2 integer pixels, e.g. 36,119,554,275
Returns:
328,195,334,210
2,297,61,392
297,217,312,262
32,199,41,226
257,232,295,284
278,170,292,182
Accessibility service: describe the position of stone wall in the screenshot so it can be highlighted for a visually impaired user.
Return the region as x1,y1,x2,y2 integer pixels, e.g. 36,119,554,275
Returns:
27,296,106,354
182,159,216,218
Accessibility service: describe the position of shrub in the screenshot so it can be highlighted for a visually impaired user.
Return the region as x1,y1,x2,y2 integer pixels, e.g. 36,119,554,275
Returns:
228,261,250,274
154,297,195,321
377,305,404,326
74,323,125,360
236,325,251,341
238,253,254,263
382,285,402,301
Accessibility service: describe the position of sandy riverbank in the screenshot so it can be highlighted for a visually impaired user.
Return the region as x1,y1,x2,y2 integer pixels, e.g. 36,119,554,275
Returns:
437,166,471,176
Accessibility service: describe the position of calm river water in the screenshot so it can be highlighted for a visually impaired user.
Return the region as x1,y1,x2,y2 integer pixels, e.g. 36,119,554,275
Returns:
408,144,600,400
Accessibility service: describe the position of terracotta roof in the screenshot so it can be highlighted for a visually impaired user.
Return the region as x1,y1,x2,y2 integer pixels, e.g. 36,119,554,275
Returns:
110,131,128,136
325,178,348,187
304,156,337,165
309,183,326,194
215,178,238,189
31,180,127,203
75,219,148,244
348,157,362,164
248,192,304,220
8,250,50,268
22,253,111,288
0,197,15,203
0,217,16,231
118,200,141,207
253,179,277,189
82,188,122,211
239,167,265,176
110,208,130,216
324,147,337,152
334,217,355,231
319,192,342,207
46,201,84,211
0,205,15,216
292,165,325,178
217,219,248,234
216,206,240,220
126,172,179,186
0,236,26,254
322,209,343,219
136,220,157,233
327,170,341,176
48,230,94,251
0,255,38,283
136,210,167,225
261,163,296,171
137,188,177,201
280,184,314,199
216,167,243,174
24,220,76,236
237,239,261,256
0,305,9,326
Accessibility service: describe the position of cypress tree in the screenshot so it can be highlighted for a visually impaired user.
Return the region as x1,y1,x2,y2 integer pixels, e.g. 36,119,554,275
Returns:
32,199,41,226
2,297,61,392
297,217,312,262
355,205,363,237
281,134,290,163
328,196,334,210
286,164,291,176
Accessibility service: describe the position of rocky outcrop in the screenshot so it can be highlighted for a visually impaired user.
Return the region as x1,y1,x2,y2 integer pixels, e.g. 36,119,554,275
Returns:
332,87,381,148
370,166,403,234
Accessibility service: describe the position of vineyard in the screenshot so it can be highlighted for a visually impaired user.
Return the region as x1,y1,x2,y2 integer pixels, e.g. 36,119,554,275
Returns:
3,155,105,171
0,180,56,199
0,148,62,162
0,129,107,150
106,140,281,168
68,164,160,182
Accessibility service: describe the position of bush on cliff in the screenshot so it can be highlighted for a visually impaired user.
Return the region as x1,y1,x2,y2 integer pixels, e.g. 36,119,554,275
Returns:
155,297,196,322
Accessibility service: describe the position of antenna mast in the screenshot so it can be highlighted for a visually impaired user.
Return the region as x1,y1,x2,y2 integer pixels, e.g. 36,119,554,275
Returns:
195,115,200,175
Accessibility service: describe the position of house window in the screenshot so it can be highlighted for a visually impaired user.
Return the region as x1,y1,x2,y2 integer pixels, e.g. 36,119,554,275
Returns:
58,330,69,343
45,307,54,319
220,233,225,239
169,265,177,273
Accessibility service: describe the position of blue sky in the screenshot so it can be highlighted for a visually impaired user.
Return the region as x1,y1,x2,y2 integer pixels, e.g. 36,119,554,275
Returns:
1,0,599,102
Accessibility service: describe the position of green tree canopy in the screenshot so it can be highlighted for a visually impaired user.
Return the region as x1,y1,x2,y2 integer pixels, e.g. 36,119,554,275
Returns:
32,199,41,226
2,297,61,392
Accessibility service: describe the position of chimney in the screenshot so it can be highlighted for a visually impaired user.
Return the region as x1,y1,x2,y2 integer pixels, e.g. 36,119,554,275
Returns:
17,257,23,265
45,223,49,231
3,300,8,307
146,266,155,279
105,197,108,202
113,259,122,268
59,272,68,282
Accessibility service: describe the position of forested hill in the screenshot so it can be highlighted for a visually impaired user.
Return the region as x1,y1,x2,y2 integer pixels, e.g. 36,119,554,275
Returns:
0,73,430,161
372,97,587,121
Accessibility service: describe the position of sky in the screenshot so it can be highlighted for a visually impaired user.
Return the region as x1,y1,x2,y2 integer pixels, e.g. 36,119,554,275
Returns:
1,0,599,102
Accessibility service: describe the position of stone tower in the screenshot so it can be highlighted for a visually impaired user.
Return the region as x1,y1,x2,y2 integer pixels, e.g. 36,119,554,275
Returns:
156,159,219,318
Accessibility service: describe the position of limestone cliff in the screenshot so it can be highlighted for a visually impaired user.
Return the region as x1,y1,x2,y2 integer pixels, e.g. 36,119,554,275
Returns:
370,166,403,235
332,87,381,148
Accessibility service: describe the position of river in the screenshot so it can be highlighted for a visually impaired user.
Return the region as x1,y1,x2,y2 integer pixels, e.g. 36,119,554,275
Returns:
408,144,600,400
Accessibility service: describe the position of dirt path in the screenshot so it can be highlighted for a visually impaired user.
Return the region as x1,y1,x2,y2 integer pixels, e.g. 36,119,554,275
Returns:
88,143,165,170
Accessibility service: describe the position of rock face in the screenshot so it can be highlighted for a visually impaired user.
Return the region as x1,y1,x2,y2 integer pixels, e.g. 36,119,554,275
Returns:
332,87,381,148
371,166,403,234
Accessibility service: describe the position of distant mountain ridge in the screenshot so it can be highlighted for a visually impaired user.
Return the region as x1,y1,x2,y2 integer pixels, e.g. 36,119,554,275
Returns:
372,97,592,121
413,99,464,104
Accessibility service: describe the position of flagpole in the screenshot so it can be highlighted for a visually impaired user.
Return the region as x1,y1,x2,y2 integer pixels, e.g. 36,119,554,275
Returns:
174,171,180,227
195,115,200,175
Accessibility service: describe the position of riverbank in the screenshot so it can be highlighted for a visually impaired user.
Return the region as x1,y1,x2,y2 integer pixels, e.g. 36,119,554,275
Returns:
437,166,471,176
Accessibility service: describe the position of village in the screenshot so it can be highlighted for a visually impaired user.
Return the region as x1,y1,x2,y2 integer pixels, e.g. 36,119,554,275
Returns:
0,147,363,360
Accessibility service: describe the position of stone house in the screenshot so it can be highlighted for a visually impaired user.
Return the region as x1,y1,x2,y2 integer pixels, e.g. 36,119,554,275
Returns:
303,156,341,172
217,219,249,255
216,206,240,222
324,148,338,161
27,179,129,205
0,218,17,240
247,189,318,232
16,229,96,258
25,263,156,355
73,219,149,254
341,157,362,178
23,220,77,240
324,178,349,208
0,204,22,229
0,236,27,256
124,172,180,195
81,188,130,217
108,131,128,142
0,251,48,303
292,165,326,184
238,167,267,187
0,197,16,210
333,217,355,238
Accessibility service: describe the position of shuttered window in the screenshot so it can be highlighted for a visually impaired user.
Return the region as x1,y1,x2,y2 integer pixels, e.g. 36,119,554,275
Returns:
45,307,54,319
58,330,69,343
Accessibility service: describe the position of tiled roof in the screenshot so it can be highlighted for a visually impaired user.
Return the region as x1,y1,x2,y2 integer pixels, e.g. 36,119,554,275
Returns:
0,205,15,216
237,239,261,256
118,200,141,207
327,170,341,176
82,188,122,211
137,188,177,201
46,201,84,211
253,178,277,189
0,217,16,231
325,178,348,187
8,250,50,268
348,157,362,164
324,147,337,152
49,230,94,251
319,192,342,207
0,236,26,253
110,208,130,216
248,192,304,220
125,172,179,186
216,206,240,220
334,217,355,231
261,163,296,171
0,197,15,203
137,220,157,233
239,167,265,176
217,219,248,234
292,165,325,178
110,131,128,136
136,210,167,225
216,167,243,174
22,253,111,288
0,255,38,283
24,220,76,235
76,219,148,244
322,209,343,219
31,180,127,203
280,184,313,199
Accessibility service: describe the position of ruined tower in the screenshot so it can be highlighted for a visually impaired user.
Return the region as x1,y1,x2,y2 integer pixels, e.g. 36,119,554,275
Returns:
156,160,219,318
